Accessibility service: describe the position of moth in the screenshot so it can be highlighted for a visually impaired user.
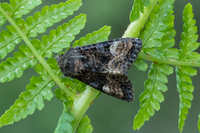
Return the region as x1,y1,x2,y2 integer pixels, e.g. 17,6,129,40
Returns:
56,38,142,102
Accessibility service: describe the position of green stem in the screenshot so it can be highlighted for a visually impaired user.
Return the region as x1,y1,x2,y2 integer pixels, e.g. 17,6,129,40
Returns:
71,86,99,132
139,53,200,67
0,6,76,99
123,0,158,38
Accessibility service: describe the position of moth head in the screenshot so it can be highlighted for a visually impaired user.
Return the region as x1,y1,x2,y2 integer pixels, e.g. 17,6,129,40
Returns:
56,48,86,77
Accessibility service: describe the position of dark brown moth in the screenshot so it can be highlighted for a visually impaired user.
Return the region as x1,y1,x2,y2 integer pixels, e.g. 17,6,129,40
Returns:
56,38,142,102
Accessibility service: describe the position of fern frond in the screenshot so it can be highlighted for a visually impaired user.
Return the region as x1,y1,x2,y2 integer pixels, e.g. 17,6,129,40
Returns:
0,44,37,83
0,0,42,59
10,0,42,18
0,0,42,26
133,0,176,71
0,13,86,83
133,0,175,130
0,59,59,127
0,0,82,60
77,115,93,133
129,0,150,22
140,0,175,49
35,13,86,55
54,106,75,133
133,63,173,129
133,58,148,71
26,0,82,37
73,25,111,47
175,3,200,132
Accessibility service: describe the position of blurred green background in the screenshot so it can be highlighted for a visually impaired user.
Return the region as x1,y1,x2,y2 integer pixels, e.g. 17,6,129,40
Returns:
1,0,200,133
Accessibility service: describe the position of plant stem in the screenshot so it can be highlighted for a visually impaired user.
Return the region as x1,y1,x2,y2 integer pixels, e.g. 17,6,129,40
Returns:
139,53,200,67
71,86,99,132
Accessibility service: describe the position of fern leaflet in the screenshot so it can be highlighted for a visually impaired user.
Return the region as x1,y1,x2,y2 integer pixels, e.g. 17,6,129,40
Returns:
175,3,200,132
133,0,175,130
54,106,75,133
77,115,93,133
0,58,59,127
0,0,82,59
0,13,86,83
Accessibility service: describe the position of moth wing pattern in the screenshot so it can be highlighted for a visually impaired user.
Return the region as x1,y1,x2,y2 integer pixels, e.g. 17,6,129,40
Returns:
56,38,142,102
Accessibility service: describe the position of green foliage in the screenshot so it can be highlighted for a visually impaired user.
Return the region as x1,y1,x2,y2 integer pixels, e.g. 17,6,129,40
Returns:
0,58,58,127
73,25,111,47
133,0,176,130
0,13,86,83
133,58,148,71
54,106,75,133
0,0,42,26
1,0,200,133
175,3,200,132
0,0,82,60
0,0,87,129
133,63,173,129
77,115,93,133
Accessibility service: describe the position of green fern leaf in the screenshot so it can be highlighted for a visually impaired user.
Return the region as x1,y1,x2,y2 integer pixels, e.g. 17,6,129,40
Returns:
0,58,60,127
133,63,173,130
0,0,82,60
133,0,175,130
133,58,148,71
55,88,73,110
129,0,150,22
175,3,199,132
0,13,86,83
73,25,111,47
54,106,75,133
77,115,93,133
10,0,42,18
0,25,23,59
41,13,86,54
26,0,82,37
0,44,37,83
140,0,175,49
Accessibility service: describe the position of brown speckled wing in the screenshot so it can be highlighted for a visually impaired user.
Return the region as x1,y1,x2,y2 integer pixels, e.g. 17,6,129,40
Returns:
56,38,142,102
